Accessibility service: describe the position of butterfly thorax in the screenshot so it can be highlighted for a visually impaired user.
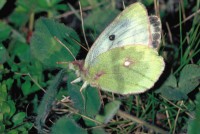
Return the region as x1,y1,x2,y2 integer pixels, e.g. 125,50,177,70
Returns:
69,60,86,77
69,60,99,87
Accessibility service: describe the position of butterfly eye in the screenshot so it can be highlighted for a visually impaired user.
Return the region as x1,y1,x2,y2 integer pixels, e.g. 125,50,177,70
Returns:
109,35,115,41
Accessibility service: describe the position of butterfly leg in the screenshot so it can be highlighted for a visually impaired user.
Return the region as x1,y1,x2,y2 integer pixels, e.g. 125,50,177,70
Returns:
79,81,88,112
71,77,82,84
80,81,88,92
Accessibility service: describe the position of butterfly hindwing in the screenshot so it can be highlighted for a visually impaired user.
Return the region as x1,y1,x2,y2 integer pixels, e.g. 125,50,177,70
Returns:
84,45,165,94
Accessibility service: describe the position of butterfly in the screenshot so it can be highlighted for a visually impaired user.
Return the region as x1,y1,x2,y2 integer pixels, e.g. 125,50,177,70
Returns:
69,2,165,94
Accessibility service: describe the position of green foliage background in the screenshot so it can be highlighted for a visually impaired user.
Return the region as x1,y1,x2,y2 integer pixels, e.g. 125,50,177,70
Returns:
0,0,200,133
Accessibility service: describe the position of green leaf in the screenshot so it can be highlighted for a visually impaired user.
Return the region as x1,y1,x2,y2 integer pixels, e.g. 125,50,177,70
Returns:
16,0,41,12
28,60,44,85
84,86,101,117
0,83,7,101
95,100,121,124
67,72,84,112
11,41,30,63
0,123,5,133
12,112,26,126
67,71,101,117
36,70,66,133
9,0,41,26
85,8,120,34
30,84,40,95
9,7,29,27
188,93,200,134
21,80,32,96
0,0,6,10
80,0,99,7
55,4,69,11
84,8,119,33
7,130,18,134
0,22,11,42
6,100,16,119
5,78,14,91
10,29,26,43
91,128,107,134
178,64,200,94
156,74,187,100
79,0,91,7
6,122,32,134
0,113,3,122
51,117,88,134
37,0,62,8
157,86,187,101
141,0,154,6
30,18,80,68
0,101,10,114
158,74,178,89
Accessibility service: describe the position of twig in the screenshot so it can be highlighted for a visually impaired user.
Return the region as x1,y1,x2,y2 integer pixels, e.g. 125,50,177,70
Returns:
117,110,168,134
15,72,46,93
160,95,194,118
160,95,182,109
55,3,104,19
62,103,102,125
173,9,200,28
166,22,173,43
173,101,184,134
180,0,186,20
165,105,172,129
154,0,160,17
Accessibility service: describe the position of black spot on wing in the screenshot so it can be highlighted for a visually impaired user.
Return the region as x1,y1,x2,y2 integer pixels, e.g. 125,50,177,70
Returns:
153,22,160,27
149,16,158,23
109,35,115,40
154,27,161,32
152,33,160,40
152,40,159,48
113,21,149,46
149,16,161,49
149,16,161,28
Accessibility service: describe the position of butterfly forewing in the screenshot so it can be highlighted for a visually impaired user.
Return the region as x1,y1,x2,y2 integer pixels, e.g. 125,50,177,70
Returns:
85,2,151,67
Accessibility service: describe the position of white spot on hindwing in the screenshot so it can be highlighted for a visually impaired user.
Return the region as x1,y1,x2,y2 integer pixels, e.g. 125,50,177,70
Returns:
124,61,131,66
123,58,133,67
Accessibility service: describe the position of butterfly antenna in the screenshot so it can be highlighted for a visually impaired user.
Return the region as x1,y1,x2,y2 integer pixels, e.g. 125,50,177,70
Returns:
122,0,125,9
65,33,89,51
79,1,90,50
54,36,76,61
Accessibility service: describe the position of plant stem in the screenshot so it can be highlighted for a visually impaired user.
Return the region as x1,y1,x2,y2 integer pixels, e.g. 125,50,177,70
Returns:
29,12,34,32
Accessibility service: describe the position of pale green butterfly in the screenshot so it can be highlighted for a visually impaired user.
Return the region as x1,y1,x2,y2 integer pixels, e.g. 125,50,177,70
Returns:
69,2,165,94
